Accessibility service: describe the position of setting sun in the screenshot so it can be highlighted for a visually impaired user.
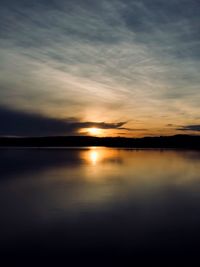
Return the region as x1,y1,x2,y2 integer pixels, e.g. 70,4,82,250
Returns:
88,127,101,136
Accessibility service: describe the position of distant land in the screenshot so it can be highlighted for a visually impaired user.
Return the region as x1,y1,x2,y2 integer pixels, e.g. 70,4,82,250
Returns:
0,135,200,149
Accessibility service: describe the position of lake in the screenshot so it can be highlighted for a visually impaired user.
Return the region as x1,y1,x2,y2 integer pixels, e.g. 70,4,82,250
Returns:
0,147,200,265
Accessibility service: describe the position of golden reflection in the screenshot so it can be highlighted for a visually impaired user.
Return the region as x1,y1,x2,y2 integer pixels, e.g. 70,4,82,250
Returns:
90,150,99,165
81,147,120,182
81,147,119,166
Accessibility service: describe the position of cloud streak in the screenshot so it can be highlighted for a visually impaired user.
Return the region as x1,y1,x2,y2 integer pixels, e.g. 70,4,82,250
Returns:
177,125,200,132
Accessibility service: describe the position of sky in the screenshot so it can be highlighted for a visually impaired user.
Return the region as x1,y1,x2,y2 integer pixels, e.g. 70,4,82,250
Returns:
0,0,199,137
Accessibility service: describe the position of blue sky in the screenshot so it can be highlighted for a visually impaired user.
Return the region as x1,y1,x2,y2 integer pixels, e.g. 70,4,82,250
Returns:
0,0,199,136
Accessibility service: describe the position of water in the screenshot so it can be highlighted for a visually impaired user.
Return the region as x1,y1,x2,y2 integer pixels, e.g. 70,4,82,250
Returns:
0,148,200,265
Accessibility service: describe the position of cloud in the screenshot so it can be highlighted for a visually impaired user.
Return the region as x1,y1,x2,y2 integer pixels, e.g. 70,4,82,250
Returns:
177,125,200,132
0,106,132,136
0,0,199,135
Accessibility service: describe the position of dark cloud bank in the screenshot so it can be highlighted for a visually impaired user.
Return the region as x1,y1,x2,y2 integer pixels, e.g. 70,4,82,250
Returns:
0,106,130,136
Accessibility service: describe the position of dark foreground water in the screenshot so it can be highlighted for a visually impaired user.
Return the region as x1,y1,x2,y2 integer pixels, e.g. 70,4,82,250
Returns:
0,148,200,266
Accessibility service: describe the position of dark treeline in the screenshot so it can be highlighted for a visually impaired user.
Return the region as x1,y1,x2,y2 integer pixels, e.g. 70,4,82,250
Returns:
0,135,200,149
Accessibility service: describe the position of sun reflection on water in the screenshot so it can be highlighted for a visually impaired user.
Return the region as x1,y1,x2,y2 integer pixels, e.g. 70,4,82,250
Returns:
84,147,118,166
90,150,99,165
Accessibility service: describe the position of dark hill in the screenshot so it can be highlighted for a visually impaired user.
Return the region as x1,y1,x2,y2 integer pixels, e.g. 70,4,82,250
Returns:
0,135,200,149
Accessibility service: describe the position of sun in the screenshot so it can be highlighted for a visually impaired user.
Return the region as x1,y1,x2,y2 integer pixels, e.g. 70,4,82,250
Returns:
88,127,101,136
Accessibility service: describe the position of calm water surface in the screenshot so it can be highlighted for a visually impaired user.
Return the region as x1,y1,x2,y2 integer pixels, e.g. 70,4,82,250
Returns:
0,148,200,264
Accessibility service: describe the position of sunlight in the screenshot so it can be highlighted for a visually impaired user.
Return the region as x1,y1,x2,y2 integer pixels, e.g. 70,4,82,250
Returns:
88,127,101,136
90,150,99,165
82,147,119,167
